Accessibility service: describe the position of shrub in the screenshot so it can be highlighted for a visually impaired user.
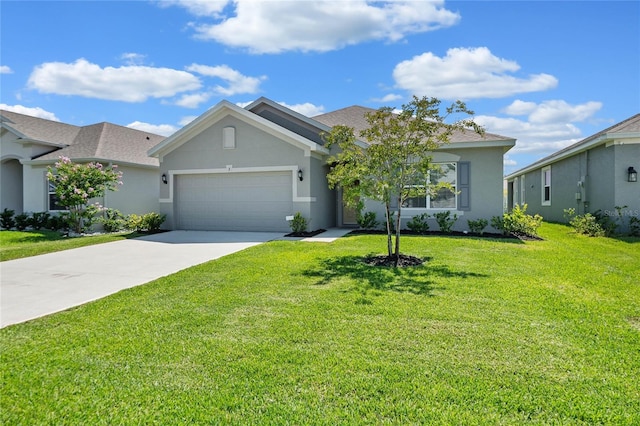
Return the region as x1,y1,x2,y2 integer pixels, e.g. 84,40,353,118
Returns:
406,213,430,234
1,208,16,230
630,217,640,237
357,211,379,230
467,218,488,235
15,213,30,231
502,204,542,237
29,212,50,230
46,213,70,232
434,211,458,233
490,215,505,234
100,209,127,233
290,212,308,234
142,212,166,232
570,213,606,237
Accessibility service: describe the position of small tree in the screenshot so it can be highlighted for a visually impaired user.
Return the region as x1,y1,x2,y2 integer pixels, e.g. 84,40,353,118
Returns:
47,156,123,233
324,96,483,266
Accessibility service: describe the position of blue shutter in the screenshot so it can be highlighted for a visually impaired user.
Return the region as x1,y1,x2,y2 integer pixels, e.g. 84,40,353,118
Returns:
458,162,470,211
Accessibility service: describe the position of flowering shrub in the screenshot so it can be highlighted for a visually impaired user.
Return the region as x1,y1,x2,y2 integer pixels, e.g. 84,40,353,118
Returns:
47,157,123,233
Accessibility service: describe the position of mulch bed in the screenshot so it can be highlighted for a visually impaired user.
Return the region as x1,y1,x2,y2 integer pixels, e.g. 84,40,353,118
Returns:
348,229,543,241
363,254,425,267
284,229,327,238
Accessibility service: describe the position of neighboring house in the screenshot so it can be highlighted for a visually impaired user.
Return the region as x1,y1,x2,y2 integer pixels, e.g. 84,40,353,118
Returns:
505,113,640,232
148,97,516,232
0,110,165,217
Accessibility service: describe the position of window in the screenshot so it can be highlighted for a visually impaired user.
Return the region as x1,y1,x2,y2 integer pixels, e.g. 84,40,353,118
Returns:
513,177,519,208
47,180,64,211
520,173,526,205
404,163,457,209
542,166,551,206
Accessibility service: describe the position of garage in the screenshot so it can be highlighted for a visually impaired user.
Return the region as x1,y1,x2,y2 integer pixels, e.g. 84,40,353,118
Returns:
175,171,293,232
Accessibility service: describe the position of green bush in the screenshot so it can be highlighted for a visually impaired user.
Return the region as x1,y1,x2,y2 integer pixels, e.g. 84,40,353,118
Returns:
502,204,542,237
46,213,70,232
630,217,640,236
571,213,606,237
290,212,308,234
142,212,166,232
357,211,379,230
1,208,16,230
467,218,488,235
15,213,30,231
126,212,165,233
29,212,50,230
490,215,505,234
100,209,127,233
406,213,430,234
434,211,458,233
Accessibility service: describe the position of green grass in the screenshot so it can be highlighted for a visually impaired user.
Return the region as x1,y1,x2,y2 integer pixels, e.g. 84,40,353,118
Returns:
0,230,140,261
1,223,639,424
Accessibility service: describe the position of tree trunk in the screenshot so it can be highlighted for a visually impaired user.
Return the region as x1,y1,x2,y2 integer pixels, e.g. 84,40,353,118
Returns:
385,203,393,257
394,198,402,267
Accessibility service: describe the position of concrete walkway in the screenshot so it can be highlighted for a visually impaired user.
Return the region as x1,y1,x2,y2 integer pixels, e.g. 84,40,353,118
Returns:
0,228,351,328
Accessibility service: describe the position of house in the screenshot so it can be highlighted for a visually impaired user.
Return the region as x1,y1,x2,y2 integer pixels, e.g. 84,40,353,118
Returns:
505,114,640,232
0,109,165,217
148,97,516,232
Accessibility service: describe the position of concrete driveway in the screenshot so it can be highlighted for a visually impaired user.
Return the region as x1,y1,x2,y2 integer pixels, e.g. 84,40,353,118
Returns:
0,231,283,328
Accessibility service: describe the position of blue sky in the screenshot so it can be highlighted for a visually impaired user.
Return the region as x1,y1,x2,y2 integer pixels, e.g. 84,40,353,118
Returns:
1,0,638,174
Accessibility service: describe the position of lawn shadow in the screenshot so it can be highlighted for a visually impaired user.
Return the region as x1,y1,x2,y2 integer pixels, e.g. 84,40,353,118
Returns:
302,254,489,298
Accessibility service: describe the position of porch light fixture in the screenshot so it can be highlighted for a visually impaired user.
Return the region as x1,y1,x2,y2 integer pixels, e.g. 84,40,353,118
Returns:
298,169,303,181
628,167,638,182
161,173,168,184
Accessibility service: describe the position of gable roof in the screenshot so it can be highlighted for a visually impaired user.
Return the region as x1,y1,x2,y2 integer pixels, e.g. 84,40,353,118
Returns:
148,100,330,159
1,109,164,167
506,113,640,179
313,105,516,148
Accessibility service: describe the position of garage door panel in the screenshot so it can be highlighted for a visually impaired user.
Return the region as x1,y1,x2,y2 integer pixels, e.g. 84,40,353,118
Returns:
176,172,293,231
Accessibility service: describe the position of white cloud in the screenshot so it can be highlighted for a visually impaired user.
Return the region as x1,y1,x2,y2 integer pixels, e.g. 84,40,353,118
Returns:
476,99,603,156
175,92,213,108
168,0,459,54
372,93,403,103
0,103,59,121
27,58,202,102
276,101,325,117
178,115,198,126
393,47,558,99
236,99,325,117
120,53,147,66
126,121,178,137
186,64,266,96
0,65,13,74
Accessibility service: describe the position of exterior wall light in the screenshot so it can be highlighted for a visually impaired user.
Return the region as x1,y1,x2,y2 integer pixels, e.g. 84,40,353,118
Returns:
298,169,303,181
628,167,638,182
162,173,168,184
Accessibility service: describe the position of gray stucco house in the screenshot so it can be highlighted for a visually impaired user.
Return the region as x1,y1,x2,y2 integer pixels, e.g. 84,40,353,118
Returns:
0,109,164,217
149,97,516,232
505,113,640,231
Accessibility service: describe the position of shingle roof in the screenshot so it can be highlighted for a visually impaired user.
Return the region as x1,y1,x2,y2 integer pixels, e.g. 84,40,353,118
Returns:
313,105,514,144
1,110,164,167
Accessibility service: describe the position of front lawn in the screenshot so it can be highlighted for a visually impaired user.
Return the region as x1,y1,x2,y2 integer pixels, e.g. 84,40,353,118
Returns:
1,223,639,424
0,230,140,261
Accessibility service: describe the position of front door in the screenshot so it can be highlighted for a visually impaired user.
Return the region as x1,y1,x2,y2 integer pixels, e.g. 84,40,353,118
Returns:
341,193,359,226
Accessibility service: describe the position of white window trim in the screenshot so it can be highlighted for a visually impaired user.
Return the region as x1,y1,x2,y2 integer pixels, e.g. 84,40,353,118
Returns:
404,162,458,210
542,166,551,206
520,173,526,206
513,177,519,208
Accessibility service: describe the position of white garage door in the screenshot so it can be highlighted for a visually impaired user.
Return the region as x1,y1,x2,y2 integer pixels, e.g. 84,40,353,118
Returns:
175,172,293,231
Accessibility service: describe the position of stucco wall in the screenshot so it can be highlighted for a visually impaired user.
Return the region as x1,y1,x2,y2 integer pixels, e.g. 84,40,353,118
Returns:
22,163,158,216
158,115,323,230
361,147,507,232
